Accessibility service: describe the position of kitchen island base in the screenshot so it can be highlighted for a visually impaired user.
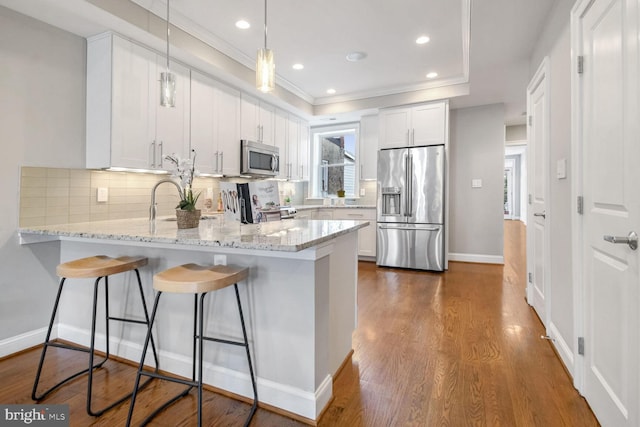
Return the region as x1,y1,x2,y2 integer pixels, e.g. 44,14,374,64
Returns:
26,228,358,422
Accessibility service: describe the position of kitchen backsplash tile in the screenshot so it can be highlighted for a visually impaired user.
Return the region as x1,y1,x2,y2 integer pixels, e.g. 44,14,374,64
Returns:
19,166,369,226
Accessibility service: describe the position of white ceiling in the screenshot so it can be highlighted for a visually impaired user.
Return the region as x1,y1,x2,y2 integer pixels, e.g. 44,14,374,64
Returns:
0,0,556,125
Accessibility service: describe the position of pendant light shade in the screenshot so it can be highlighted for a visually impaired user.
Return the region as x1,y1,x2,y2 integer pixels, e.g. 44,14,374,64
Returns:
160,0,176,107
256,0,275,93
256,48,275,93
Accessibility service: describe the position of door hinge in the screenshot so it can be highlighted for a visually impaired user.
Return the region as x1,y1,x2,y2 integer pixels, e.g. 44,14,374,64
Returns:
577,56,584,74
577,196,584,215
578,337,585,355
528,115,532,126
528,272,532,283
528,194,532,205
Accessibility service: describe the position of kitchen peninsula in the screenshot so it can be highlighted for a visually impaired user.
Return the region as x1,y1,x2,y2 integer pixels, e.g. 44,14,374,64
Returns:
18,217,368,422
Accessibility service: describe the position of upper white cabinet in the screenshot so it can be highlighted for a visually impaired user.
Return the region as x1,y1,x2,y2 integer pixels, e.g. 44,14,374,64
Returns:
359,115,379,180
87,33,190,170
190,70,241,176
273,109,289,180
273,110,310,181
379,101,448,149
240,94,275,145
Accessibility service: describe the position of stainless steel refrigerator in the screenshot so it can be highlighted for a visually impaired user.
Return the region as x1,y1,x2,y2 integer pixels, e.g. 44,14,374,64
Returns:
376,144,445,271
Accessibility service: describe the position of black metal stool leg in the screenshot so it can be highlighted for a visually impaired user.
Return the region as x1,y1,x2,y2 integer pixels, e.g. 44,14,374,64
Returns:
134,269,159,369
233,283,258,426
126,291,161,427
32,277,66,401
32,277,109,402
197,292,207,427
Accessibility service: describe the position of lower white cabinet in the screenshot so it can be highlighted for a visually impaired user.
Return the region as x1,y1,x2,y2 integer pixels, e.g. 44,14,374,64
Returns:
328,208,376,258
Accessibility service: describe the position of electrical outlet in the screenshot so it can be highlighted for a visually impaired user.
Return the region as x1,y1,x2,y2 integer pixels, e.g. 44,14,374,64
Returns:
97,187,109,202
214,255,227,266
360,188,366,196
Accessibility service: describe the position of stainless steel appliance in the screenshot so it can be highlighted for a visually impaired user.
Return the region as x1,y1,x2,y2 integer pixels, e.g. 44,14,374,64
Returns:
240,140,279,177
377,144,445,271
279,206,297,219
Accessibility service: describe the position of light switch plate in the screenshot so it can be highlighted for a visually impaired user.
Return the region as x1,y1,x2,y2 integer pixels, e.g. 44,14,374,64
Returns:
97,187,109,202
471,179,482,188
557,159,567,179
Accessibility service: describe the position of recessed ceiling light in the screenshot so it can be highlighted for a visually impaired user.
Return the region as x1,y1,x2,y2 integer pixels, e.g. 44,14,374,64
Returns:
235,20,250,29
416,35,430,45
345,51,367,62
426,72,438,79
292,63,304,70
327,88,336,95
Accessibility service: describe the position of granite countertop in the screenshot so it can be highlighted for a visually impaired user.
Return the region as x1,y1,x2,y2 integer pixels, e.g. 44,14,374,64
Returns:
18,217,369,252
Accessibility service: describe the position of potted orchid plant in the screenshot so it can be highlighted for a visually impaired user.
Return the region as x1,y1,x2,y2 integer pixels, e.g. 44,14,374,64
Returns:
165,150,201,228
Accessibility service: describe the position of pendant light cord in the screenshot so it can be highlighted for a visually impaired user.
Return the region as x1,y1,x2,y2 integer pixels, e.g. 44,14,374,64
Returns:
166,0,171,71
264,0,268,50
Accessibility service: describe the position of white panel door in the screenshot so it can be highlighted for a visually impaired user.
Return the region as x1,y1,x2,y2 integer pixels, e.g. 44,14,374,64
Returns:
526,59,550,328
577,0,640,425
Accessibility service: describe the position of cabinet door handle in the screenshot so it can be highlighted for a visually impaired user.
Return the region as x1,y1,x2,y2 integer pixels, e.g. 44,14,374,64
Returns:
158,141,164,168
220,151,224,173
150,141,156,168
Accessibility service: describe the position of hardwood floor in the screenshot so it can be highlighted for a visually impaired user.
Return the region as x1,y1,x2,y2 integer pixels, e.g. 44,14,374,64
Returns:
0,220,598,426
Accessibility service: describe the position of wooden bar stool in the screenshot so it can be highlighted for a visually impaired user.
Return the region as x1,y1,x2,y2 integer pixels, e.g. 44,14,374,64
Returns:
126,263,257,427
32,255,159,416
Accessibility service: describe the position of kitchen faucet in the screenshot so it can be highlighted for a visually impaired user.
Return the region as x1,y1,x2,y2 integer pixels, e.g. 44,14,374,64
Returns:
149,179,183,222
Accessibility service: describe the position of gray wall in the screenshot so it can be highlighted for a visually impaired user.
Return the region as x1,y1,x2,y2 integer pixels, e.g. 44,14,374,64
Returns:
529,0,575,368
449,104,505,260
0,6,86,343
506,125,527,142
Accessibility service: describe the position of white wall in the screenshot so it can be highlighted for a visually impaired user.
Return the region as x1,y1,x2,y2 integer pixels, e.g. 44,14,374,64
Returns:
449,104,505,263
529,0,575,372
0,6,86,348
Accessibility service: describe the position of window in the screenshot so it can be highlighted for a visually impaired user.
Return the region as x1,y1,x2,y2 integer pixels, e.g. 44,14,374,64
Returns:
309,124,359,198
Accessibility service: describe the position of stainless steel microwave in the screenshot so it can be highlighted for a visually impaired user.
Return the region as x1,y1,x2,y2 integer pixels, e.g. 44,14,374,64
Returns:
241,140,279,177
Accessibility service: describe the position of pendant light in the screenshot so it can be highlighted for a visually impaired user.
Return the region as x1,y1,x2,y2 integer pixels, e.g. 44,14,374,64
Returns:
160,0,176,107
256,0,275,93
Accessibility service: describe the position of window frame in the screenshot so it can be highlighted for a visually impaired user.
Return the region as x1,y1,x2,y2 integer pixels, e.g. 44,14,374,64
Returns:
309,123,360,199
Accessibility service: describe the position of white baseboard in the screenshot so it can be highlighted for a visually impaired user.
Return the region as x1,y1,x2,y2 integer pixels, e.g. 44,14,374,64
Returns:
56,323,330,420
548,322,575,378
0,326,55,358
448,252,504,264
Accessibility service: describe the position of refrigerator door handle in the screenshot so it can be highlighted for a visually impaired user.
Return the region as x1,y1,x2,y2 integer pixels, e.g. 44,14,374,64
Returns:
407,154,413,216
379,225,440,231
404,154,411,217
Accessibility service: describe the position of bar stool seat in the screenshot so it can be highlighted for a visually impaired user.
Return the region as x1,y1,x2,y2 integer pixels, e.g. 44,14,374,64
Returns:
32,255,159,417
127,263,257,427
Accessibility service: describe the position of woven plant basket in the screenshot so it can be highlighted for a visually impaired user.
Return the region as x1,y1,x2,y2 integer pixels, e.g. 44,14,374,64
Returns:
176,209,201,229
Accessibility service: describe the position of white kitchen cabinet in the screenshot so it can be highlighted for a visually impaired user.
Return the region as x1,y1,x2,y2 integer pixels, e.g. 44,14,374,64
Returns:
332,208,376,258
298,121,310,180
286,117,300,180
359,115,378,180
274,112,309,181
87,33,189,171
294,208,316,219
379,101,448,149
313,209,333,220
240,94,274,145
190,70,240,176
285,115,310,181
274,109,289,179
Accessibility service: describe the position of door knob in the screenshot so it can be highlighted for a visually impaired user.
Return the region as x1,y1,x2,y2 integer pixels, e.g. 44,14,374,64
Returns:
533,211,546,219
603,231,638,250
